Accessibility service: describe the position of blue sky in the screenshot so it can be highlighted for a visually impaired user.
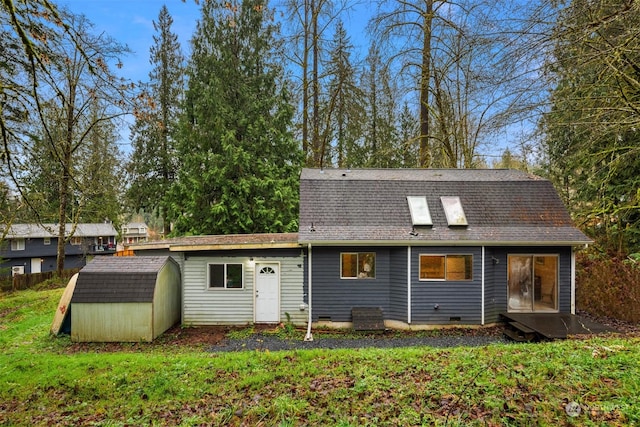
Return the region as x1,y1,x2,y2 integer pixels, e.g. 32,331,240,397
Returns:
58,1,372,153
59,0,202,83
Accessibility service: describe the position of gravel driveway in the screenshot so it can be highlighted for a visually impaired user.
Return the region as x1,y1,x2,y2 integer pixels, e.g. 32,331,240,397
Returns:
210,331,509,352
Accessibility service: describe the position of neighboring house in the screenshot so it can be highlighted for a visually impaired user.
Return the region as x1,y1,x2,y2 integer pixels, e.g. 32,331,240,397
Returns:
298,168,591,328
70,256,181,342
122,222,149,244
129,168,591,330
0,223,118,277
130,233,307,326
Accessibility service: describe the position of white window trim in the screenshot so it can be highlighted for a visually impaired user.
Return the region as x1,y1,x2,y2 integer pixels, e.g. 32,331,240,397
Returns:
43,237,51,245
207,263,245,290
340,252,376,280
11,238,25,251
419,254,474,281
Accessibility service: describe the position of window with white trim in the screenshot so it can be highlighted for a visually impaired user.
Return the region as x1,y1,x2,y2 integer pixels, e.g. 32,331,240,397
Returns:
71,237,82,246
208,263,244,289
419,254,473,281
341,252,375,279
10,238,25,251
43,237,51,245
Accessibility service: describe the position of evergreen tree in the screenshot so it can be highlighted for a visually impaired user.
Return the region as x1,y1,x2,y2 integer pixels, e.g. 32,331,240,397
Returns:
324,20,364,168
396,102,420,167
542,0,640,253
127,5,184,237
361,43,398,168
168,0,301,235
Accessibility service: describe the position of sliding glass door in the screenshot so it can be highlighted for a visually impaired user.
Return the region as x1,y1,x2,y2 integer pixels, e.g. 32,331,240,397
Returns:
507,255,558,312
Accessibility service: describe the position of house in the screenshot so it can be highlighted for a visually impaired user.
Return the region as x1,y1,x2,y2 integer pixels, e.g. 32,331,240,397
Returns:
0,223,118,277
298,168,591,329
70,256,181,342
122,222,149,245
128,168,590,332
130,233,307,326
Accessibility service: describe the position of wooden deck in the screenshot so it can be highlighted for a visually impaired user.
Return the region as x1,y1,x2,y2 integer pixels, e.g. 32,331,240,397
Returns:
501,312,618,340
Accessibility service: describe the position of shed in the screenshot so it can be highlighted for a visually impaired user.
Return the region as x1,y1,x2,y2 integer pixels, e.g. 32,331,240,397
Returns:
70,256,181,342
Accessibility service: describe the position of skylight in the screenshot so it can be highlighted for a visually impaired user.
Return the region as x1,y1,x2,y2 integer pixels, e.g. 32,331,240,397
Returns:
407,196,432,226
441,196,468,226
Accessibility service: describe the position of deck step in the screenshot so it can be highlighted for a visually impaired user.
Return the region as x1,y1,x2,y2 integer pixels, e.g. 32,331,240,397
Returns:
509,321,535,334
352,307,385,331
504,321,538,342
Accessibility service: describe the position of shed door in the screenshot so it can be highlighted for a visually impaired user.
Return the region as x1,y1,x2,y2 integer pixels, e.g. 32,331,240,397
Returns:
255,263,280,323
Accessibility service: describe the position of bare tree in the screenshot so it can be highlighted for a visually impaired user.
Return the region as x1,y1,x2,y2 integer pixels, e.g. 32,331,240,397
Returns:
21,13,131,275
370,0,554,168
282,0,353,167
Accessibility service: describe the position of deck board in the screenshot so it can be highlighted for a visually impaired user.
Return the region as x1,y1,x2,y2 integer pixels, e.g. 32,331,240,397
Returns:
501,313,617,339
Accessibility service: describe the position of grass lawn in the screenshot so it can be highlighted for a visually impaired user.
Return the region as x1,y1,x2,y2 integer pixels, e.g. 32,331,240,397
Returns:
1,287,639,426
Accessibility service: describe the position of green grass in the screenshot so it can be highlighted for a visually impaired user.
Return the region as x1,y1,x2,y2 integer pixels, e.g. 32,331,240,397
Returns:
1,288,639,426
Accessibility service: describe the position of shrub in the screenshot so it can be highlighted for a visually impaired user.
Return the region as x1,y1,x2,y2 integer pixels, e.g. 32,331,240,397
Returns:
576,251,640,323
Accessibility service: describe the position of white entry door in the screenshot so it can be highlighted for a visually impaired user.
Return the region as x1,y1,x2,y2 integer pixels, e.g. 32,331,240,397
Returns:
31,258,42,274
255,263,280,323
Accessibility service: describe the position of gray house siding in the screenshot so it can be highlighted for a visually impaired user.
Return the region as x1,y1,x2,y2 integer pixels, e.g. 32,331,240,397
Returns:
483,250,499,324
311,246,392,322
410,246,483,325
182,255,254,325
389,248,408,322
175,249,305,326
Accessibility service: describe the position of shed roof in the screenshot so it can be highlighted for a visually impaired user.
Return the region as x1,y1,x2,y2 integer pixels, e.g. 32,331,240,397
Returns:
71,256,176,303
5,223,117,239
299,168,591,246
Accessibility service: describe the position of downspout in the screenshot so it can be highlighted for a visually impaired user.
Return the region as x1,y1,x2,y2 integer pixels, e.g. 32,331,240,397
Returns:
407,246,412,325
304,243,313,341
571,247,576,315
481,246,485,325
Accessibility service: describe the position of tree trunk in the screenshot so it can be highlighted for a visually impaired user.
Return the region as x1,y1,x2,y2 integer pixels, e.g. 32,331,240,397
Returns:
419,0,434,168
56,152,71,277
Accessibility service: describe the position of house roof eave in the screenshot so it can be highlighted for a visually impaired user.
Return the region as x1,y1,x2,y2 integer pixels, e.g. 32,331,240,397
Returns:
298,239,592,247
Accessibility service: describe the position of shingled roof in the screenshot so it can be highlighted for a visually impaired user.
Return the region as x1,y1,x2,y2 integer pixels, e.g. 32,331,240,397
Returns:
128,232,300,251
72,256,176,303
299,168,591,246
4,223,117,239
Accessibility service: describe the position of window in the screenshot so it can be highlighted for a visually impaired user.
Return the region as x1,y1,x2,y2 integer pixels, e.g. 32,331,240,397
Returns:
208,263,244,289
10,238,25,251
440,196,468,226
43,237,51,245
341,252,375,279
407,196,432,226
420,254,472,281
71,237,82,246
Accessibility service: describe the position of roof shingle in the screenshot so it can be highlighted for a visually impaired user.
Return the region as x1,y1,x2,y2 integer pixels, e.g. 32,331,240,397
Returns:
299,168,590,245
72,256,176,303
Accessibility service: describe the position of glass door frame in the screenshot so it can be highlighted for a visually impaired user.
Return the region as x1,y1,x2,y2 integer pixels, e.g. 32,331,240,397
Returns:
507,254,559,313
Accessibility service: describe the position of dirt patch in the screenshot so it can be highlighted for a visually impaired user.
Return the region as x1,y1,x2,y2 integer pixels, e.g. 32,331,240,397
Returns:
576,310,640,335
63,324,232,353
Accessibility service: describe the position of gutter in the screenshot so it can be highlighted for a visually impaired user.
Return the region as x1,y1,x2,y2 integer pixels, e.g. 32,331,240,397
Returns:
299,239,592,247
